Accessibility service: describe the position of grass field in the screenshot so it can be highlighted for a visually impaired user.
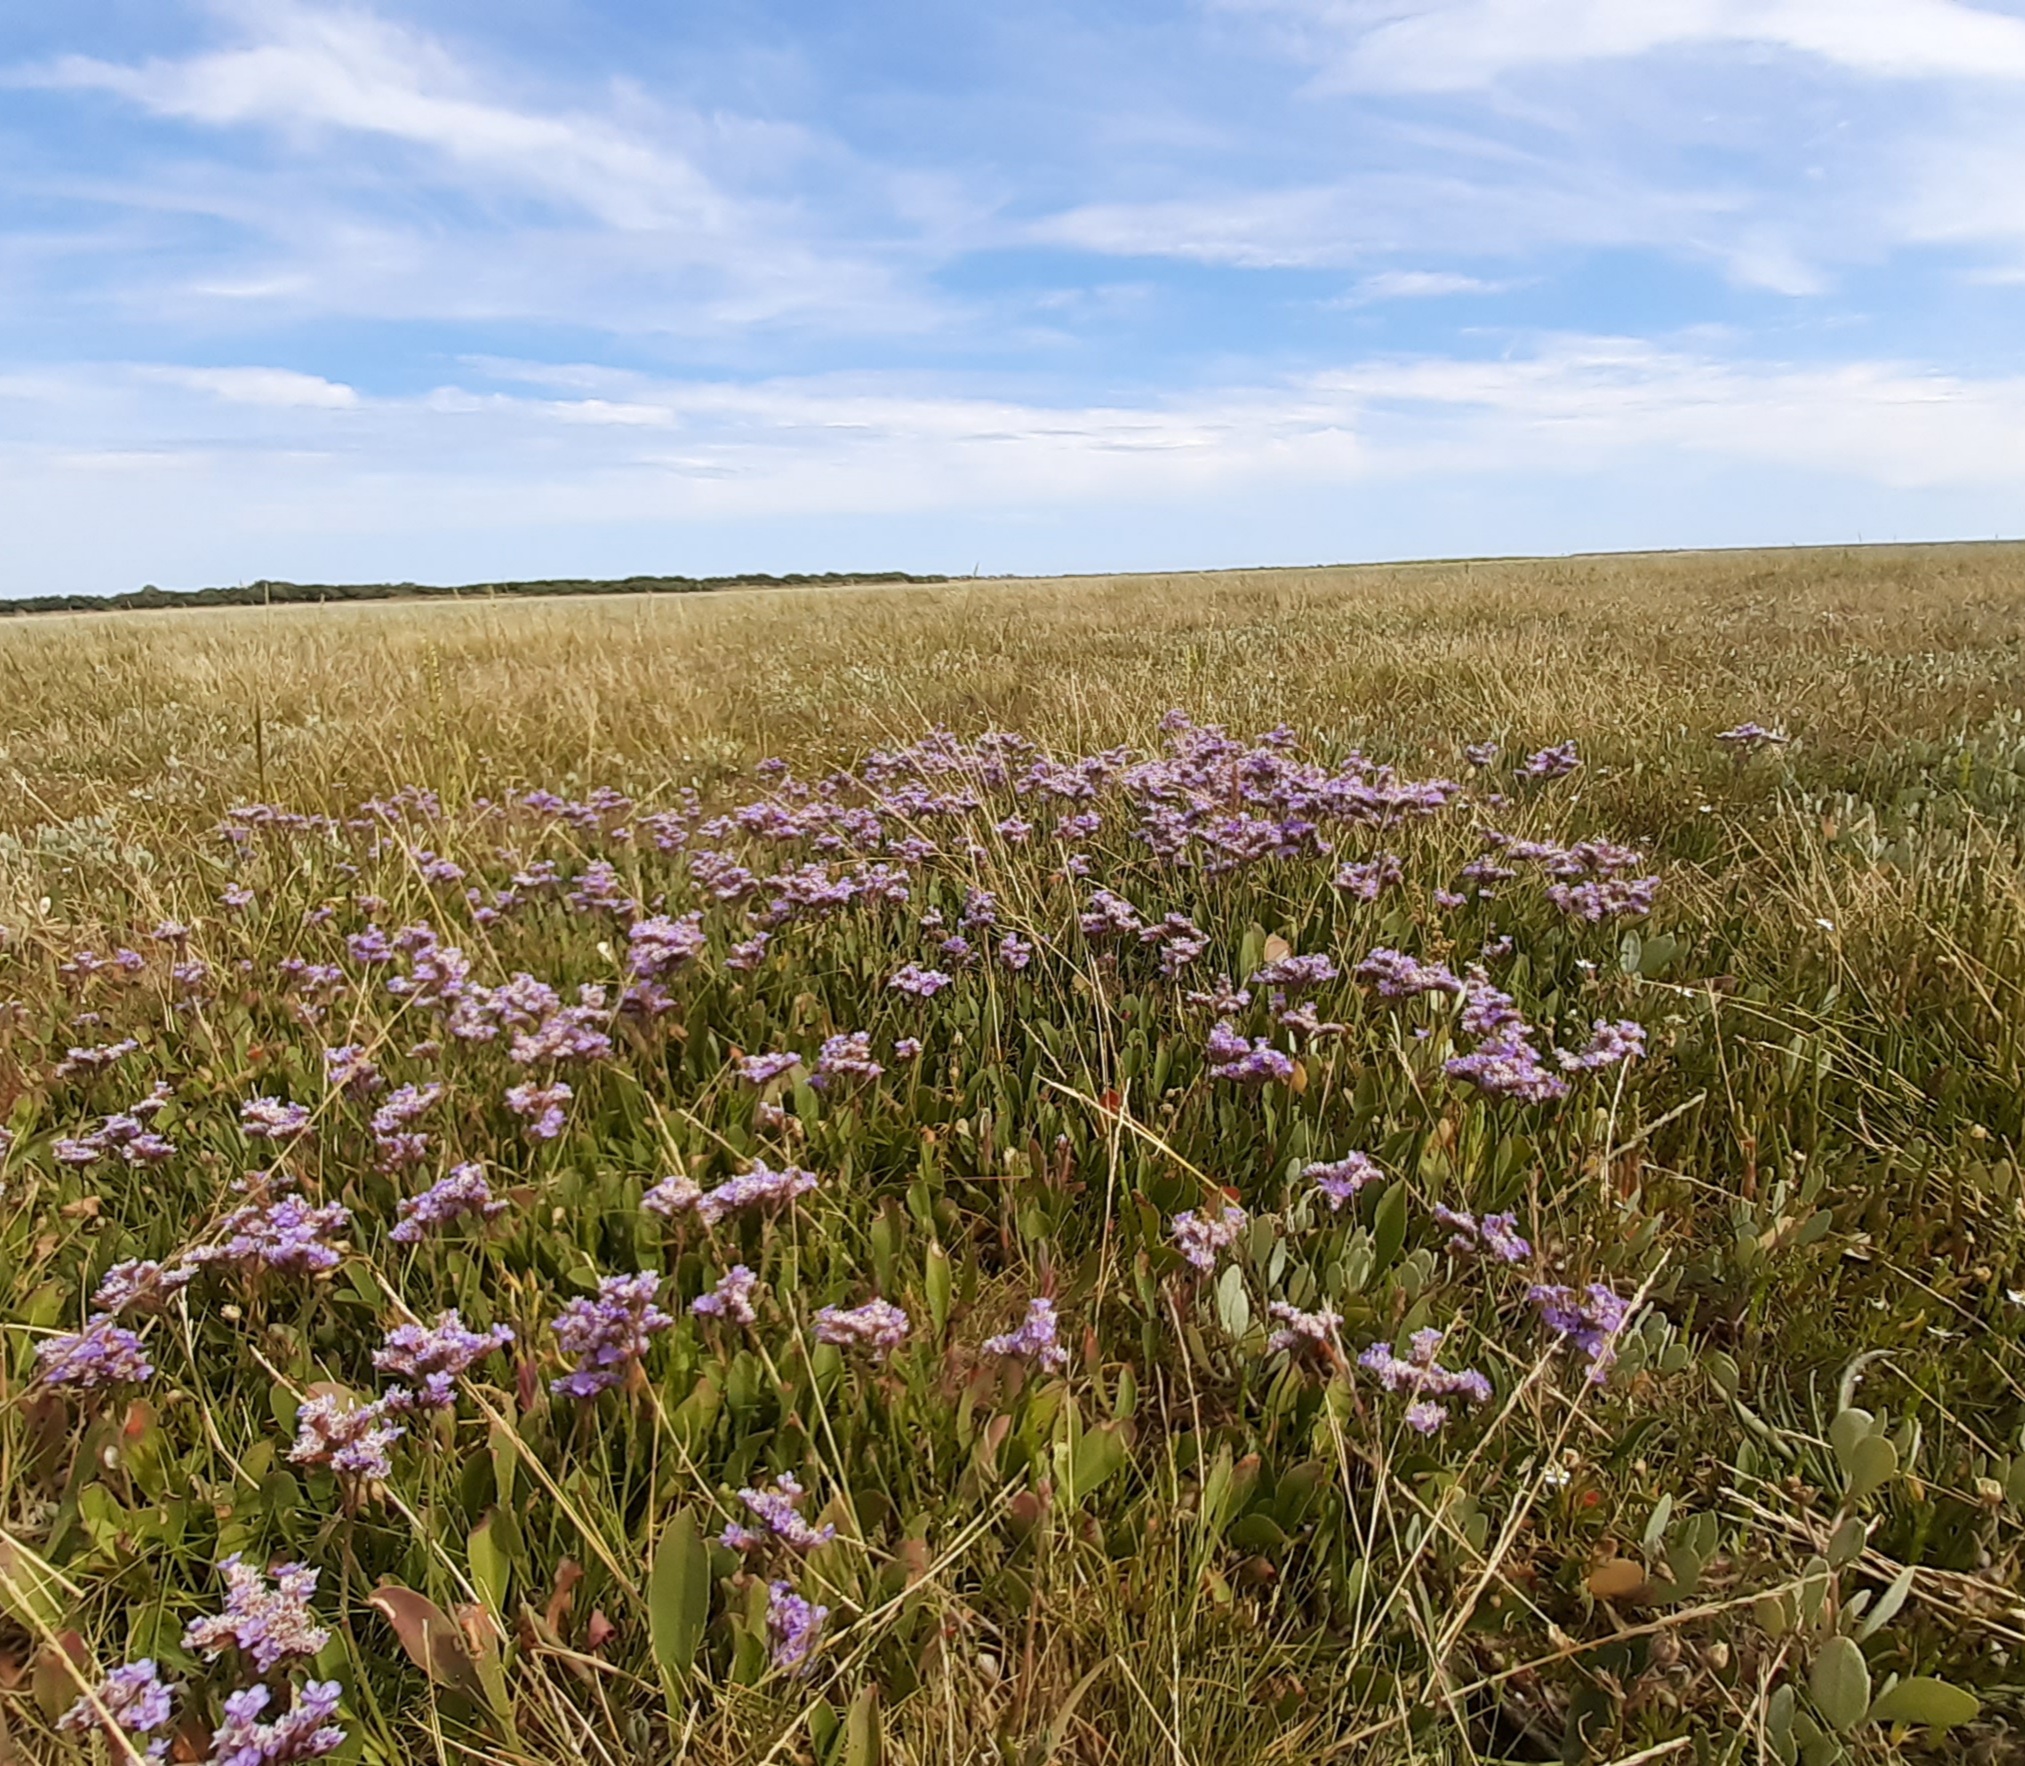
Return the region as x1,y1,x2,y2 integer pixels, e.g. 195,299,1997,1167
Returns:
4,544,2025,1764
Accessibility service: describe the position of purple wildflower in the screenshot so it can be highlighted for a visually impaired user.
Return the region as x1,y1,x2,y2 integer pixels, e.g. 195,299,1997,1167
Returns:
1333,853,1404,901
35,1315,153,1390
504,1079,572,1141
190,1195,351,1275
92,1259,196,1315
642,1173,703,1218
627,912,706,977
725,933,772,972
1079,889,1143,940
241,1096,312,1140
1359,1327,1493,1432
721,1473,836,1551
1463,741,1499,768
58,1659,176,1757
889,962,953,997
1547,876,1660,922
765,1582,827,1674
390,1164,508,1243
1204,1022,1293,1084
1530,1283,1633,1383
322,1044,382,1098
698,1159,820,1224
813,1031,883,1087
374,1309,514,1403
1716,722,1788,751
982,1297,1069,1372
1558,1019,1647,1072
893,1035,923,1060
1445,1031,1570,1103
1266,1301,1342,1356
1520,741,1582,779
691,1264,760,1326
1432,1205,1532,1263
998,933,1034,970
1355,947,1463,999
184,1557,330,1673
1305,1153,1380,1211
551,1273,673,1398
1251,953,1338,992
1170,1203,1247,1272
737,1051,802,1086
812,1298,910,1356
288,1392,405,1480
203,1679,345,1766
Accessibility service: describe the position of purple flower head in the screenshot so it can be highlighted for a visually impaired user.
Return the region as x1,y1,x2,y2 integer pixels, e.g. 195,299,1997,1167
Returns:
1359,1327,1493,1432
1444,1031,1570,1104
1203,1023,1294,1085
92,1258,196,1315
1266,1301,1342,1356
813,1031,883,1087
322,1044,383,1098
1305,1153,1380,1211
1251,952,1338,993
241,1096,312,1140
698,1158,819,1224
813,1298,911,1356
1558,1018,1647,1073
504,1079,572,1141
58,1659,176,1756
642,1172,703,1218
627,912,705,978
1463,741,1499,768
55,1038,141,1080
888,962,953,997
893,1035,923,1061
1170,1202,1247,1272
1079,889,1143,940
374,1310,514,1400
737,1051,802,1086
1432,1205,1532,1263
691,1264,760,1326
1520,741,1582,779
1530,1283,1633,1383
982,1297,1069,1372
390,1164,509,1243
204,1679,345,1766
34,1315,153,1390
370,1083,441,1137
1547,876,1660,923
998,933,1034,971
184,1557,331,1673
191,1195,351,1276
288,1392,405,1481
722,1473,836,1551
1333,853,1404,902
1356,947,1463,1000
1716,722,1788,751
765,1581,828,1674
551,1272,673,1398
725,933,772,972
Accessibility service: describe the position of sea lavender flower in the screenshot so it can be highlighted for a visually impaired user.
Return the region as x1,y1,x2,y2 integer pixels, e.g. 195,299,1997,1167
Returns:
1716,722,1788,751
191,1196,351,1275
504,1079,572,1141
551,1273,673,1397
1305,1153,1380,1211
374,1310,515,1403
55,1038,141,1079
737,1051,802,1086
982,1297,1069,1372
813,1031,883,1087
35,1315,154,1389
642,1172,704,1218
998,933,1034,970
1558,1019,1647,1072
93,1258,196,1314
765,1582,827,1674
1445,1031,1570,1103
1530,1283,1633,1383
184,1557,330,1672
1359,1328,1493,1433
370,1083,440,1138
1520,741,1581,779
893,1036,923,1061
1463,741,1500,768
241,1096,312,1140
288,1392,405,1481
390,1164,509,1243
1170,1203,1247,1272
721,1473,836,1551
203,1679,345,1766
1079,889,1143,939
322,1045,382,1098
58,1659,176,1757
1355,948,1463,999
725,933,773,972
1333,853,1404,901
1433,1205,1532,1262
627,913,705,977
813,1298,911,1356
1547,876,1660,922
1251,953,1339,992
698,1159,820,1224
1203,1022,1294,1084
691,1264,760,1326
888,963,953,997
221,882,255,910
1266,1301,1342,1356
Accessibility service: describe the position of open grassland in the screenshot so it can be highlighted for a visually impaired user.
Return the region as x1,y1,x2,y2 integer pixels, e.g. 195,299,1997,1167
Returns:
4,543,2025,1764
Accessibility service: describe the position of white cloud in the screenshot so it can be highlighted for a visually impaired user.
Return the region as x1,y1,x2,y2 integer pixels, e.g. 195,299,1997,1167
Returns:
1345,269,1516,301
1230,0,2025,92
141,365,358,408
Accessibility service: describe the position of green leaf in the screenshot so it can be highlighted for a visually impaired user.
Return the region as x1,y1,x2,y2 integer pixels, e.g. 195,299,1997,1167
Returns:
1826,1516,1866,1569
925,1242,952,1338
1857,1563,1915,1640
843,1685,884,1766
649,1508,711,1696
1371,1180,1408,1272
1214,1264,1252,1338
1810,1637,1871,1732
1829,1407,1874,1468
467,1512,509,1617
1067,1422,1127,1508
1842,1435,1898,1503
1867,1676,1980,1729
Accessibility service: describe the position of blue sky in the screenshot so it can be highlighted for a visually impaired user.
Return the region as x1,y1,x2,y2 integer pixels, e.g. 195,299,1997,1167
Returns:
5,1,2025,594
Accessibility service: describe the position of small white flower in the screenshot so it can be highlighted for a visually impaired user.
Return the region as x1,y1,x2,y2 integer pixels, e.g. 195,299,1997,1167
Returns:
1814,918,1836,931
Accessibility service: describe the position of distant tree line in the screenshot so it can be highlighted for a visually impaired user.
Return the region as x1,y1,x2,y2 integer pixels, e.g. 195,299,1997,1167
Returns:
0,571,948,618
